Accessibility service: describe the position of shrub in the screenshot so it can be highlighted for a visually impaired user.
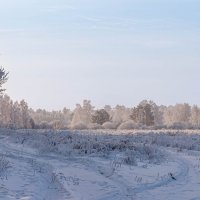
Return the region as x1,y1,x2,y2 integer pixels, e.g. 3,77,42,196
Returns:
71,122,88,130
88,123,102,130
102,122,118,129
123,150,137,166
118,120,139,130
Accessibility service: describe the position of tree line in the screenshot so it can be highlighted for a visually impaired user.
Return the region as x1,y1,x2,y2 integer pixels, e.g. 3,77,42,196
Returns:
0,67,199,130
0,96,199,130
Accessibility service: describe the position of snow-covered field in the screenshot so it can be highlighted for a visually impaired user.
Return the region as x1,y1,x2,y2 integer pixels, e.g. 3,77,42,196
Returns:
1,129,200,200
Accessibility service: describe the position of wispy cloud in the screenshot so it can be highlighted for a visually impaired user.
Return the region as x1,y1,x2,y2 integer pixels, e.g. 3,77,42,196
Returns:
78,15,167,30
41,4,76,13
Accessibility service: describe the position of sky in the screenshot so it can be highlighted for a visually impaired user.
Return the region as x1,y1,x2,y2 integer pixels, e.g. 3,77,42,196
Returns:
0,0,200,110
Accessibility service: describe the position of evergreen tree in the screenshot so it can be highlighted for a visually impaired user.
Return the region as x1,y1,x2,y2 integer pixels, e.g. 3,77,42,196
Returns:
0,67,8,93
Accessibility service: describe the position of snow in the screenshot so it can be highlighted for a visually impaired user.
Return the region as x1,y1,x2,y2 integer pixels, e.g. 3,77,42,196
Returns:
1,129,200,199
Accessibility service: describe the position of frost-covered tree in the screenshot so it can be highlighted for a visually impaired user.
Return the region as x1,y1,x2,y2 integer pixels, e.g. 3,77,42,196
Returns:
92,109,110,125
130,101,154,126
61,107,72,128
163,103,191,128
111,105,131,125
71,104,82,127
148,101,163,126
104,105,112,116
82,100,94,124
0,67,8,93
71,100,94,129
163,106,174,126
0,95,12,127
190,105,200,128
29,108,67,129
11,101,23,128
0,94,34,129
20,100,31,128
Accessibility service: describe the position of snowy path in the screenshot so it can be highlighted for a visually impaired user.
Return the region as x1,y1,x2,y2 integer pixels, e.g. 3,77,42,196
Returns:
0,136,70,200
1,135,200,199
134,151,200,200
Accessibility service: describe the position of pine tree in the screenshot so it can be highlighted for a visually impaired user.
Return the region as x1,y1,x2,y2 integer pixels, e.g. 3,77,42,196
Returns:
0,67,8,93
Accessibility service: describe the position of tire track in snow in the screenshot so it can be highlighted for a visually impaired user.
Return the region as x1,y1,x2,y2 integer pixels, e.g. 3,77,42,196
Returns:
1,134,200,200
0,136,70,200
133,150,200,200
84,150,192,200
132,156,189,194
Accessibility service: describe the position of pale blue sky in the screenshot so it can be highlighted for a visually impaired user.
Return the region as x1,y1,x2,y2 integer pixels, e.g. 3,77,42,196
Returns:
0,0,200,110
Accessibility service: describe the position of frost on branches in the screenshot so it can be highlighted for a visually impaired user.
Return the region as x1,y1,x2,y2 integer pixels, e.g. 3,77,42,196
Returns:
0,96,199,130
